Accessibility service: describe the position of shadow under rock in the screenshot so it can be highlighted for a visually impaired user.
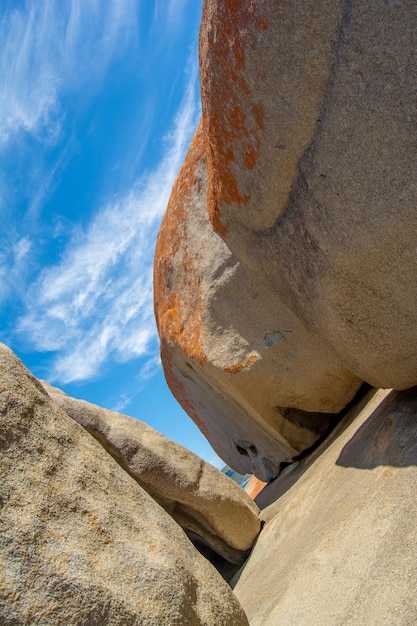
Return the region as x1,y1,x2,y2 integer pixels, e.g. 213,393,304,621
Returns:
255,385,417,513
254,384,376,511
336,386,417,469
230,386,417,589
189,533,249,583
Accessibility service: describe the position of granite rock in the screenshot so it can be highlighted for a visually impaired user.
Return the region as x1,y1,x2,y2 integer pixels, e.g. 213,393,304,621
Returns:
0,343,248,625
233,386,417,625
155,0,417,479
199,0,417,389
154,122,361,480
42,380,260,564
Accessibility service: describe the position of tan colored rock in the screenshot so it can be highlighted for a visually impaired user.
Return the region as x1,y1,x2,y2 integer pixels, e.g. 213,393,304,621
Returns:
41,380,261,564
199,0,344,234
0,343,248,625
155,0,416,479
154,123,361,481
199,0,417,390
233,386,417,625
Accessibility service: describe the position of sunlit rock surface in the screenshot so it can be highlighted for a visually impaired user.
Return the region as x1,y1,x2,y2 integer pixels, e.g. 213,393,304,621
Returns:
154,0,417,479
200,0,417,389
0,343,249,625
154,123,360,480
233,387,417,625
42,380,260,565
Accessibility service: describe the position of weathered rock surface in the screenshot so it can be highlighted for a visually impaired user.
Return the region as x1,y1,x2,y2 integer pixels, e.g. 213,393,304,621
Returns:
155,121,361,481
154,0,417,479
42,380,260,564
0,343,249,625
233,386,417,625
200,0,417,389
199,0,345,234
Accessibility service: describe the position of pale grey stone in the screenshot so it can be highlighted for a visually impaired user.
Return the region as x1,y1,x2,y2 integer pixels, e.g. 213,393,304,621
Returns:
200,0,417,390
155,0,417,480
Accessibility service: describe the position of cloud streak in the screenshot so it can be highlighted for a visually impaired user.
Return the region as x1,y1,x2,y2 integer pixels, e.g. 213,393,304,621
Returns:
17,60,200,383
0,0,138,147
0,236,32,305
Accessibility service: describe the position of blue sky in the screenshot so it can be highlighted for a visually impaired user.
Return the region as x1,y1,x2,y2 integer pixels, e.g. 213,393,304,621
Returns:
0,0,224,468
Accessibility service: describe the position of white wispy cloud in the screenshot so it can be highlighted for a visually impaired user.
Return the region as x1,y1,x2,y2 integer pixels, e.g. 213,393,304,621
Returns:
166,0,190,27
0,0,138,147
17,62,200,383
138,355,162,381
1,0,200,386
0,236,32,304
110,355,162,413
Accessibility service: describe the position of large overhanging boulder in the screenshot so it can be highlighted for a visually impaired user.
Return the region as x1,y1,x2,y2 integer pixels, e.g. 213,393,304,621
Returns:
154,123,361,481
154,0,417,480
199,0,417,389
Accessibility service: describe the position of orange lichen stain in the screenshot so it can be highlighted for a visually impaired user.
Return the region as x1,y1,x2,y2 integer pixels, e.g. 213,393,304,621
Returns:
252,103,265,131
156,140,211,424
161,342,210,439
200,1,269,236
154,121,207,366
257,18,268,32
243,144,258,170
230,104,249,134
224,353,259,375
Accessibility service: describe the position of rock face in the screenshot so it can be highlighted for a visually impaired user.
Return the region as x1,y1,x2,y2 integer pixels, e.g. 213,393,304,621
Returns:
199,0,345,234
42,380,260,564
233,386,417,625
0,344,249,625
154,122,361,481
200,0,417,389
154,0,417,479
